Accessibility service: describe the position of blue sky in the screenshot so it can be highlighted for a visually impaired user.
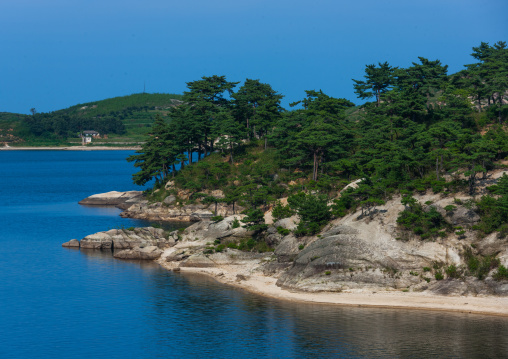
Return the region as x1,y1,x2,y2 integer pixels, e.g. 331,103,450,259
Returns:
1,0,506,114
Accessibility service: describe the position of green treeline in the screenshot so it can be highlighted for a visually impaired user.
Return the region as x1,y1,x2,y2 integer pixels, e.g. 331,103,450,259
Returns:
130,41,508,237
19,93,183,140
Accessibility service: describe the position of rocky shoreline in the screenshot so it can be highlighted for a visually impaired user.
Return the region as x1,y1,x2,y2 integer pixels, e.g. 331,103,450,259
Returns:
66,187,508,315
79,188,241,222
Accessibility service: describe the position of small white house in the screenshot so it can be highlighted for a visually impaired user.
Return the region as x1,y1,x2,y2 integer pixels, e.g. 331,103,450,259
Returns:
81,130,100,145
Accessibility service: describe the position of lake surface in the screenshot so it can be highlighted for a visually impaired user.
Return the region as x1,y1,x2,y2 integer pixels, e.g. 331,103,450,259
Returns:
1,150,508,359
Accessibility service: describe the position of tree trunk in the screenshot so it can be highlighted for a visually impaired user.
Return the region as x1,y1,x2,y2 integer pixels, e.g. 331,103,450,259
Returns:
313,152,317,181
499,94,503,123
436,156,439,180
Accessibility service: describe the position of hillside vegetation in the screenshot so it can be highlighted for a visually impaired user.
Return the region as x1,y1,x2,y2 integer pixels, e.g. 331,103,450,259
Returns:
130,41,508,246
1,93,183,146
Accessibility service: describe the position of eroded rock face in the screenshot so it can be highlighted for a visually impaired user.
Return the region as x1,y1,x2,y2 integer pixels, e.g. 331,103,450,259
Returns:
179,215,250,242
120,202,240,222
77,227,174,254
114,246,163,260
433,205,481,227
276,225,458,292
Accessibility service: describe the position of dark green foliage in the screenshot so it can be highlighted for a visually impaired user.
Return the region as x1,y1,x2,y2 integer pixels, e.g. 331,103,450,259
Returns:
464,247,500,279
444,205,457,212
276,226,290,236
235,238,273,253
289,192,331,236
121,43,508,242
241,208,268,233
435,271,444,280
272,200,294,221
353,62,397,106
331,190,354,217
445,264,460,278
232,218,240,229
397,197,449,240
475,176,508,234
494,265,508,280
19,93,182,141
127,114,178,186
215,244,226,252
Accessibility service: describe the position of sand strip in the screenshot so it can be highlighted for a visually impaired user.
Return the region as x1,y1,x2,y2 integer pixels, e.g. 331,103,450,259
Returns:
160,263,508,317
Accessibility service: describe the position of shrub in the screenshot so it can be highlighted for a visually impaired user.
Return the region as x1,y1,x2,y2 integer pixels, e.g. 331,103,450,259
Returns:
497,224,508,239
215,244,226,252
277,226,290,236
211,215,224,222
272,200,294,221
226,242,238,249
423,267,431,272
494,265,508,280
289,192,331,236
241,209,268,232
445,264,460,278
232,218,240,229
435,271,444,280
325,271,331,276
455,230,466,238
298,244,305,250
464,247,500,279
444,205,457,213
397,200,449,240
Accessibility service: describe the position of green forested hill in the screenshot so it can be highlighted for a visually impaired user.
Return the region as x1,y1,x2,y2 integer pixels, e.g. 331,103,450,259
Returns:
0,93,183,146
129,41,508,241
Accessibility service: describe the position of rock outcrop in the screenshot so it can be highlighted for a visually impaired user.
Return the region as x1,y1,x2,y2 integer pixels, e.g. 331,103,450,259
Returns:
78,191,143,207
114,246,163,260
75,227,175,259
120,201,239,222
62,239,80,248
72,175,508,297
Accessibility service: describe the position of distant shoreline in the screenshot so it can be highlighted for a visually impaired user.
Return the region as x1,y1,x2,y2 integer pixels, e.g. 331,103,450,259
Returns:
1,146,141,151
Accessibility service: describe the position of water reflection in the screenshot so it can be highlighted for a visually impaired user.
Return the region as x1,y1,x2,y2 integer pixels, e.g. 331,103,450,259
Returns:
140,270,508,359
62,246,508,358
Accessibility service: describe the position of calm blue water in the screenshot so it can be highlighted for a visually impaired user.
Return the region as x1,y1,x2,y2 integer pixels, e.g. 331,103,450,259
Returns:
1,151,508,359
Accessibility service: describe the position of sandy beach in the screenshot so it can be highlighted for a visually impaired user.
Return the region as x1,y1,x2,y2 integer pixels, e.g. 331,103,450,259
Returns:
160,262,508,317
1,146,141,151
